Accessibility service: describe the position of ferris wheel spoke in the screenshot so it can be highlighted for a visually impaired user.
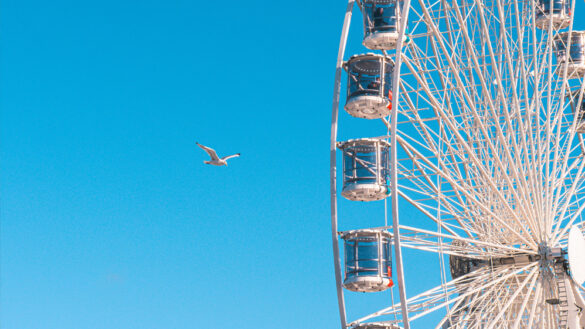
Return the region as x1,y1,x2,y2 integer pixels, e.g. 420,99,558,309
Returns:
398,134,538,247
576,281,585,301
411,2,479,110
395,177,469,229
523,280,542,328
549,91,585,233
351,269,492,324
394,101,536,240
396,224,539,259
541,5,563,226
552,187,585,235
461,277,519,327
407,263,538,323
551,170,585,243
457,2,550,236
353,262,537,326
510,2,543,212
433,291,469,329
331,0,585,327
397,138,490,224
508,270,541,329
552,199,585,246
401,60,541,244
550,156,585,239
397,190,468,237
399,52,453,120
396,136,479,235
484,266,540,329
532,95,580,239
350,266,494,324
397,182,478,237
476,272,537,328
493,0,547,222
396,128,475,204
544,104,579,234
472,0,522,122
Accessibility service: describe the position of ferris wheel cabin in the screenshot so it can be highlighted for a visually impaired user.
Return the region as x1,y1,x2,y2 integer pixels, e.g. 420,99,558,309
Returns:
341,229,393,293
344,54,394,120
360,0,404,50
535,0,571,30
555,31,585,77
337,138,390,202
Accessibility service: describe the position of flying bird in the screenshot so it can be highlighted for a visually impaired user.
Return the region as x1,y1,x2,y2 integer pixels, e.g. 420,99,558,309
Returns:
196,142,240,166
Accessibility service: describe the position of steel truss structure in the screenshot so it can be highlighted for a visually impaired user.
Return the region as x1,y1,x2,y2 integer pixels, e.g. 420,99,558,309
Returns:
330,0,585,328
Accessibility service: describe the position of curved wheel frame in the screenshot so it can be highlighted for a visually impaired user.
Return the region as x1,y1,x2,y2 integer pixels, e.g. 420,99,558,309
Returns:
330,0,412,328
331,0,585,328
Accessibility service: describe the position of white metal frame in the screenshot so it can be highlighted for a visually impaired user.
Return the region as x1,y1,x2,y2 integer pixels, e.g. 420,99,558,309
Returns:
331,0,585,328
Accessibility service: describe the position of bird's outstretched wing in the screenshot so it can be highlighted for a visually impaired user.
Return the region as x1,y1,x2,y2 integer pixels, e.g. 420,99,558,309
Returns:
221,153,240,161
196,142,219,161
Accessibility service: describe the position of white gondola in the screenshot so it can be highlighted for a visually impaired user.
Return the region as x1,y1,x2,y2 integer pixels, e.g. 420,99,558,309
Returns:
337,138,390,201
360,0,405,50
351,323,401,329
535,0,571,30
555,31,585,77
568,90,585,133
344,54,394,119
341,229,393,293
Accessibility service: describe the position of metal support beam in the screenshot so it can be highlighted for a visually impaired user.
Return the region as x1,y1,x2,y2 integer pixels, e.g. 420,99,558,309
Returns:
330,1,355,328
390,0,413,327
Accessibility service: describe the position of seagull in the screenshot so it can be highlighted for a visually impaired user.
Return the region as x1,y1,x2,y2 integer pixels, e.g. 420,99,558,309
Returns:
196,142,240,166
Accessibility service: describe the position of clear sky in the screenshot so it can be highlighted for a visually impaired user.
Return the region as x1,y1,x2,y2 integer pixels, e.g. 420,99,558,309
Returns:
3,1,585,329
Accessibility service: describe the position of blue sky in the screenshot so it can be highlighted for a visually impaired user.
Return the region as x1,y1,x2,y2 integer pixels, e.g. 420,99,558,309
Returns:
0,1,343,328
3,1,585,329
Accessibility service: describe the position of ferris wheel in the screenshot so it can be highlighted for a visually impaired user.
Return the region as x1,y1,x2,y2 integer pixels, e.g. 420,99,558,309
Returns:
329,0,585,328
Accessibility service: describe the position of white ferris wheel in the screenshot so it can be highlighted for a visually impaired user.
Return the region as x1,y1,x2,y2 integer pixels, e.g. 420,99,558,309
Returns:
329,0,585,328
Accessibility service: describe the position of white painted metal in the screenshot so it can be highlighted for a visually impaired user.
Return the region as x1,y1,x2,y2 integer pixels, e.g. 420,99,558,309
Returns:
570,282,585,328
352,323,403,329
330,1,355,328
363,32,403,51
345,95,391,119
562,274,585,329
341,183,389,201
344,276,393,292
331,0,585,327
568,226,585,285
388,0,412,327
